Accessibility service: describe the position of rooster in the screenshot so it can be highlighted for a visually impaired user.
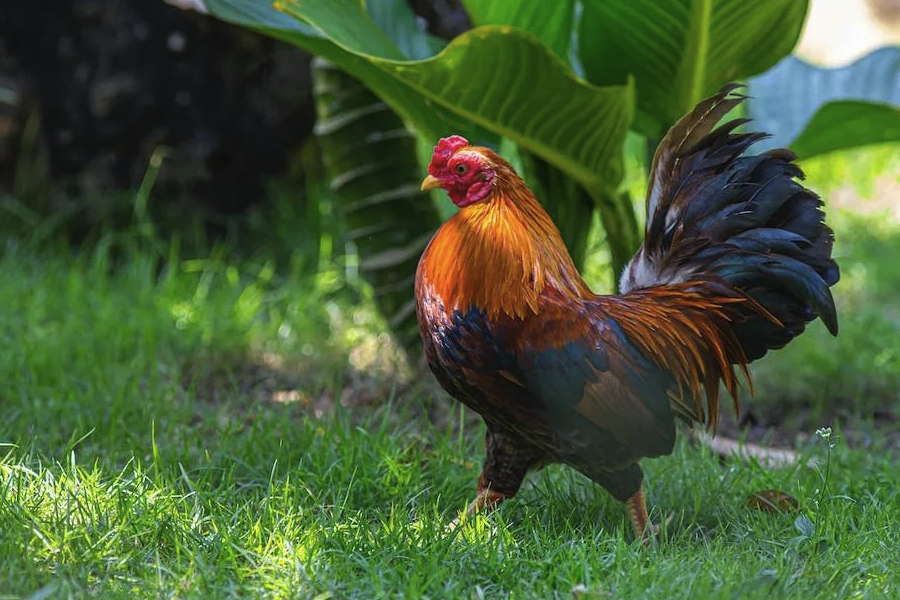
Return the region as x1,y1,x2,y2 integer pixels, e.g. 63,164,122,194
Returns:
415,85,839,538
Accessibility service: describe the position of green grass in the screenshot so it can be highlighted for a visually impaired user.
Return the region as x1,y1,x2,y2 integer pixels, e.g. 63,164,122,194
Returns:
1,144,899,598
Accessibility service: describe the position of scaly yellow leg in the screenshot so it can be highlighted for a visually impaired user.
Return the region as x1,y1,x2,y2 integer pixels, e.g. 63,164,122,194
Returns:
625,486,658,539
447,488,507,530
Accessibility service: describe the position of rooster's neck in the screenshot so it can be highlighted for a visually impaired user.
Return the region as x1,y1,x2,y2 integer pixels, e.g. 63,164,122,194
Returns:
418,181,592,319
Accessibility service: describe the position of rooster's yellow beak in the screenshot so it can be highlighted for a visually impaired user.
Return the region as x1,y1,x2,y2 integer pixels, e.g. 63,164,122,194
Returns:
420,175,442,191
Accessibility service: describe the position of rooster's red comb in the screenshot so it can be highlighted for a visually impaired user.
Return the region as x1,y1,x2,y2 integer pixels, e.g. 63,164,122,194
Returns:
428,135,470,175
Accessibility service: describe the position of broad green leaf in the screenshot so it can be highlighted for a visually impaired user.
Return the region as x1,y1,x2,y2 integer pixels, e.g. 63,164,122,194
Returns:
283,0,633,194
461,0,575,61
366,0,445,60
790,102,900,159
208,0,638,281
313,59,441,353
579,0,807,138
278,0,407,60
206,0,321,37
206,0,479,142
747,47,900,157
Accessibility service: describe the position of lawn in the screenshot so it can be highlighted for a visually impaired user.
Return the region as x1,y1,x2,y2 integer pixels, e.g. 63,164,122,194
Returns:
1,144,898,599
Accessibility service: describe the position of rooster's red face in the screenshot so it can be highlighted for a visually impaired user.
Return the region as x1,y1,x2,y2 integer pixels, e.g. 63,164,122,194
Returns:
422,136,496,208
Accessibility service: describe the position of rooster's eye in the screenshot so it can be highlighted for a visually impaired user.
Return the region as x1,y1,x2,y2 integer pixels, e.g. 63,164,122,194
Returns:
455,164,468,175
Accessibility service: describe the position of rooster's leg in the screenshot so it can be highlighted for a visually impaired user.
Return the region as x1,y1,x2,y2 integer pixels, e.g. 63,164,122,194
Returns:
625,486,656,539
447,485,508,531
452,426,544,525
462,487,507,517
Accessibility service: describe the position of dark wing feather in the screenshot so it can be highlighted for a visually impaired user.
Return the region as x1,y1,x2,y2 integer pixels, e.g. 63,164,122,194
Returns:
491,286,711,462
509,309,678,459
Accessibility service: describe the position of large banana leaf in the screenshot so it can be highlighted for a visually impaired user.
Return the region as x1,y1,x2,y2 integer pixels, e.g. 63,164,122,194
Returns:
312,59,440,354
578,0,807,138
206,0,483,143
207,0,637,275
748,47,900,158
460,0,576,62
365,0,444,60
278,0,632,194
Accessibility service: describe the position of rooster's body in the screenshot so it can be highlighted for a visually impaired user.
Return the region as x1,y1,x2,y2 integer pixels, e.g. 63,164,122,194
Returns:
415,86,839,537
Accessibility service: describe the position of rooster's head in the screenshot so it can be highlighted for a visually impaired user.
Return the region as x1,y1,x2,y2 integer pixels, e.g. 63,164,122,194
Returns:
421,136,500,208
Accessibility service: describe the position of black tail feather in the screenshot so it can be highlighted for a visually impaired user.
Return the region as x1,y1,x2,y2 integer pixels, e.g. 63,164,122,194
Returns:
621,84,839,362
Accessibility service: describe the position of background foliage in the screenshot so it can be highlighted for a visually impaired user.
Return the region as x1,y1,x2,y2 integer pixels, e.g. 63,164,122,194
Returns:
206,0,900,355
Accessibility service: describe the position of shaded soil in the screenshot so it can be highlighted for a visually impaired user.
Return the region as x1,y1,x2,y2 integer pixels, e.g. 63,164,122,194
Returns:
714,401,900,453
182,352,900,457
